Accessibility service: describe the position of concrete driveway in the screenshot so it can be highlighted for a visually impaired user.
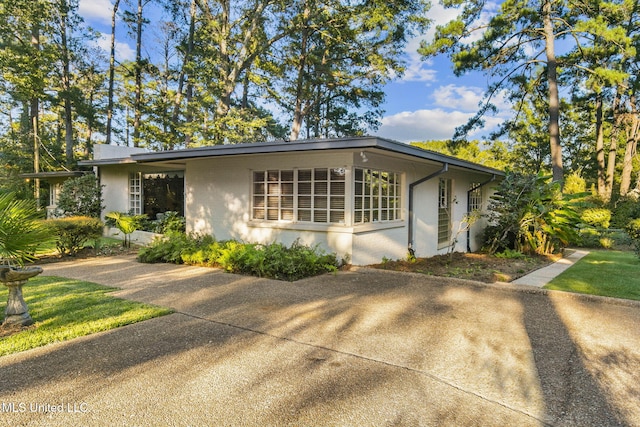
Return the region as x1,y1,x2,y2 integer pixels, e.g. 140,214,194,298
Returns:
1,255,639,426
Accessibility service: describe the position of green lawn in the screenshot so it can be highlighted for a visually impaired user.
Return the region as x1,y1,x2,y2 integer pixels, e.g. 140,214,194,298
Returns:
0,276,172,356
545,250,640,301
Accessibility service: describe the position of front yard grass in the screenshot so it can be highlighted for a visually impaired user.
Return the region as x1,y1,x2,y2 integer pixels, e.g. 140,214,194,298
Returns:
0,276,172,356
545,250,640,301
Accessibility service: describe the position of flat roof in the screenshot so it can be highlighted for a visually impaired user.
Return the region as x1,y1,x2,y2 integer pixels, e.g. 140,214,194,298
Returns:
80,137,504,176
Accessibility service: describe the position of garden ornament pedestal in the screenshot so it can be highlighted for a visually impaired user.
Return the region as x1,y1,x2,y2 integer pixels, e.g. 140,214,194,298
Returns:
0,265,43,326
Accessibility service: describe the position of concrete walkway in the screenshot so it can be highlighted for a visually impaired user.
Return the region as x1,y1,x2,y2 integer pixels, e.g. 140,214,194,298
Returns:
1,255,639,426
512,249,590,287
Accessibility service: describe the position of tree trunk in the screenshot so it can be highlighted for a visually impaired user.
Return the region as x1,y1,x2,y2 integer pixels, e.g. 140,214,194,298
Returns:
620,94,639,196
595,93,606,196
133,0,144,147
289,2,311,141
543,0,563,184
30,24,40,206
606,88,623,201
106,0,120,146
59,0,74,167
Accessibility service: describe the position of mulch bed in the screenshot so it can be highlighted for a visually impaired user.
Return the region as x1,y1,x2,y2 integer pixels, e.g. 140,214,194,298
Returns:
370,251,561,283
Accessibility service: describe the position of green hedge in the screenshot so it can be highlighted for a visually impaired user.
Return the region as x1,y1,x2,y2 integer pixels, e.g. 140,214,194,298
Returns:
138,233,340,281
47,216,104,255
626,218,640,258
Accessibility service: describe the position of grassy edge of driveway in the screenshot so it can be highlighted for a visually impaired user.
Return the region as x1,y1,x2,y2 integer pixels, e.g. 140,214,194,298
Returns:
0,275,172,357
544,250,640,301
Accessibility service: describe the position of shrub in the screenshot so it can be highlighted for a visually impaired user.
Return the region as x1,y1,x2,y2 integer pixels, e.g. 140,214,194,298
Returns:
610,196,640,228
139,233,340,281
56,174,104,218
626,218,640,258
151,211,185,234
47,216,104,255
483,172,581,255
580,208,611,229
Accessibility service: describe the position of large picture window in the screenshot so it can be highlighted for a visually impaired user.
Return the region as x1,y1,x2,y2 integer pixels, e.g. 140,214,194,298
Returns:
252,168,345,224
354,168,400,224
129,171,184,218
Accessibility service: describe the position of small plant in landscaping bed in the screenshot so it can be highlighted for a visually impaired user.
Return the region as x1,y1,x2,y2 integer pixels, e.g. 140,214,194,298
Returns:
138,233,340,281
151,211,186,234
105,211,148,247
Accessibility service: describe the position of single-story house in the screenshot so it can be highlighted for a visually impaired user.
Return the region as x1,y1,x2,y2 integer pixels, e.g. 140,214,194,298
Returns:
80,137,504,265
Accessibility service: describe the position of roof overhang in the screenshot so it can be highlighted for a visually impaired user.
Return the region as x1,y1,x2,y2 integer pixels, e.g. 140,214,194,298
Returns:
79,137,505,177
20,171,88,180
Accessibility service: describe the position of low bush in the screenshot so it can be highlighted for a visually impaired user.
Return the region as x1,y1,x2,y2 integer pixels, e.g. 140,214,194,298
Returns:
47,216,104,255
138,233,340,281
580,208,611,229
151,211,185,234
626,218,640,258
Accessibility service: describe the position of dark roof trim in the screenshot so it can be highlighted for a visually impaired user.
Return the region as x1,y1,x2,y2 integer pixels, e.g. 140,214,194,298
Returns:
20,171,88,179
81,137,504,176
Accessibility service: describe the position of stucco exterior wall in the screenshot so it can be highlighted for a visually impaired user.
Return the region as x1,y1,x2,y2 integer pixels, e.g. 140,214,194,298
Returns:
99,166,132,218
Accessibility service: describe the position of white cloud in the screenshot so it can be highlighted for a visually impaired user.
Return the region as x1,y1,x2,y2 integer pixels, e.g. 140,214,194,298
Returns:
78,0,113,25
431,84,484,111
95,34,135,62
374,109,503,143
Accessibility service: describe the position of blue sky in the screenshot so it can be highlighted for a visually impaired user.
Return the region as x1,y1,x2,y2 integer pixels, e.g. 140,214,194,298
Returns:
79,0,508,144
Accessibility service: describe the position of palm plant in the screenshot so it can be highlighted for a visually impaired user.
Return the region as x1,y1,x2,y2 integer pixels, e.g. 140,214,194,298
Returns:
0,192,52,267
105,211,146,247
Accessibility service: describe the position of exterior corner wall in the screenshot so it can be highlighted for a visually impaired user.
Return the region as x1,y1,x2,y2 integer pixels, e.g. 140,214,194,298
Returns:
99,166,131,219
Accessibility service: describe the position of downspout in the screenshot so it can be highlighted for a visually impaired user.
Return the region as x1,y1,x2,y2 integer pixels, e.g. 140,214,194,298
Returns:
408,163,448,257
466,174,496,252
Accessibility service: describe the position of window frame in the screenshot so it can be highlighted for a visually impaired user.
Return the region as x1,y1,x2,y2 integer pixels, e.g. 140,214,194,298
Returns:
353,167,401,225
251,168,346,225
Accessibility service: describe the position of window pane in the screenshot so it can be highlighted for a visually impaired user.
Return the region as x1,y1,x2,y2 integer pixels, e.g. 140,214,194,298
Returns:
331,169,346,180
253,196,265,208
282,209,294,220
314,210,328,222
330,182,345,195
281,170,294,181
254,171,265,181
299,196,312,209
282,196,294,209
282,183,294,194
314,182,327,194
298,210,311,221
314,169,328,180
267,209,279,220
298,182,312,194
330,197,345,209
268,183,280,195
314,196,327,209
298,169,312,181
254,183,265,194
267,196,279,208
253,209,265,220
268,170,279,181
330,211,345,223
